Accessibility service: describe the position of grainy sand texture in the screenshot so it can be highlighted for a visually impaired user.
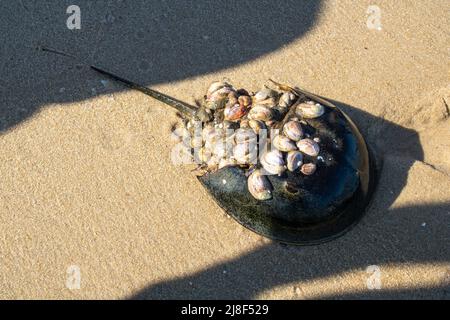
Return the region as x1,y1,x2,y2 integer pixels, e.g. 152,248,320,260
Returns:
0,1,449,299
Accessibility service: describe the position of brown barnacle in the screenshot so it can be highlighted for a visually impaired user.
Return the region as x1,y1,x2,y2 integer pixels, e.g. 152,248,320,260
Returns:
238,95,252,108
265,119,278,127
286,151,304,172
247,169,273,201
283,120,304,141
300,163,317,175
224,103,248,121
297,138,320,157
272,134,297,152
223,92,249,121
240,118,250,128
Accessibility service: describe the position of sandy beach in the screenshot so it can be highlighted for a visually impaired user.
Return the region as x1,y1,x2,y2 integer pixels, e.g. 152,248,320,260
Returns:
0,1,449,299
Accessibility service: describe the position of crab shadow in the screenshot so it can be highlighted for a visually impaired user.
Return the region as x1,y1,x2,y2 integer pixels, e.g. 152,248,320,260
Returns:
0,0,321,132
128,101,450,299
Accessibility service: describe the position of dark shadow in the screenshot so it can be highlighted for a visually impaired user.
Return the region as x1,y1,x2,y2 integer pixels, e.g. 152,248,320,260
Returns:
128,203,450,299
0,0,322,132
319,285,450,300
128,102,450,299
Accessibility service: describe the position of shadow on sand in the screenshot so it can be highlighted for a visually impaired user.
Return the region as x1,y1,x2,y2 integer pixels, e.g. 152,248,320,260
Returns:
0,0,321,132
128,101,450,299
1,1,448,299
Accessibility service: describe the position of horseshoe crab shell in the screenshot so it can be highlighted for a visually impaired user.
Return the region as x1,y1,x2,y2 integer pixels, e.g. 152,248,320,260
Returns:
198,86,376,245
74,56,376,245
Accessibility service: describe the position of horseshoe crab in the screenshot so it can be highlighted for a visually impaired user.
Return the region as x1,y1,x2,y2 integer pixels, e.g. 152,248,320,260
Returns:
41,46,376,245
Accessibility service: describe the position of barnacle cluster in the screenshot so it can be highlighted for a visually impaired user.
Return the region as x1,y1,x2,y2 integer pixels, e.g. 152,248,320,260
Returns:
174,81,326,201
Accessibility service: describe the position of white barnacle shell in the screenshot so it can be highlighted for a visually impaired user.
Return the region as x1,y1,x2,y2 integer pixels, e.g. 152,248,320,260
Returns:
248,105,274,122
210,139,230,159
247,169,273,201
206,155,221,169
256,97,277,108
248,119,267,135
233,141,258,165
283,120,304,141
206,82,236,110
206,81,233,98
197,147,213,163
286,151,304,172
190,135,204,148
202,124,217,142
300,163,317,175
272,135,297,152
234,128,257,144
296,101,325,119
254,87,278,102
218,158,237,169
279,91,296,108
297,138,320,157
261,149,285,175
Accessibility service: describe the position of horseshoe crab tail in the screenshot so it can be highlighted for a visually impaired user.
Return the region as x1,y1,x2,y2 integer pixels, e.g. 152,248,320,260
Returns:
39,46,197,117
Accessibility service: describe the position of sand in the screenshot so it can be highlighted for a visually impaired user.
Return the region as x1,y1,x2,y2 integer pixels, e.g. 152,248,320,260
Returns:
0,1,449,299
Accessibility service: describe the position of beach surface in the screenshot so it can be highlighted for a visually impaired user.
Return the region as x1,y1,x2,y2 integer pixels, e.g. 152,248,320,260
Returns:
0,1,449,299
